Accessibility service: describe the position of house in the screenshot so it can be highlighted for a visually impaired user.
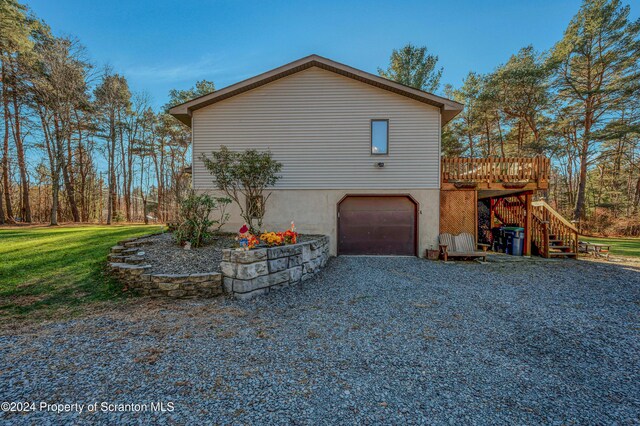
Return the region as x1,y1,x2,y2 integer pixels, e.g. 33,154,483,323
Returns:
170,54,577,258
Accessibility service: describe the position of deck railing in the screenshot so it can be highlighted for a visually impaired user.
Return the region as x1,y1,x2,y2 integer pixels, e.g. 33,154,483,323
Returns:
441,157,550,183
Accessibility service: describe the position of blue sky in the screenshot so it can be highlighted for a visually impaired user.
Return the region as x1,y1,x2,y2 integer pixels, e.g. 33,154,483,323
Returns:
27,0,639,110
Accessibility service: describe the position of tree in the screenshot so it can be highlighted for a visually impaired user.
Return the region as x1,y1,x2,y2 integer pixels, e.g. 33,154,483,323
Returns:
152,80,215,221
200,146,282,233
493,46,552,154
30,33,91,225
445,73,484,157
550,0,640,219
94,72,131,224
0,0,33,223
378,43,443,92
164,80,215,111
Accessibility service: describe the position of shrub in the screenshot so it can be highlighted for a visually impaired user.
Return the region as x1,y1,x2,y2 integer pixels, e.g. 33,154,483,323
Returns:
200,146,282,234
174,193,231,247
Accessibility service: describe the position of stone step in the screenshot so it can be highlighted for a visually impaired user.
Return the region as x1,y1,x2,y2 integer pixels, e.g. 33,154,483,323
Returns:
124,255,146,265
117,237,139,246
108,262,152,271
110,245,126,254
125,240,153,248
121,247,141,255
124,241,143,248
108,254,128,262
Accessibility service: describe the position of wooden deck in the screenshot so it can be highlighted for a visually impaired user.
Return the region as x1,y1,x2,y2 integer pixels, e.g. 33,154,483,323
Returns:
441,157,550,191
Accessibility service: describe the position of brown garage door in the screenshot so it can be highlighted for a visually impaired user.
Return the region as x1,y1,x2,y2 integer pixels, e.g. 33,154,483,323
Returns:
338,196,417,256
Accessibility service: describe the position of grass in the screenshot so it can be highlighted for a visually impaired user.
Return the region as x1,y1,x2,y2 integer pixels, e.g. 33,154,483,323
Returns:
0,224,164,323
579,235,640,258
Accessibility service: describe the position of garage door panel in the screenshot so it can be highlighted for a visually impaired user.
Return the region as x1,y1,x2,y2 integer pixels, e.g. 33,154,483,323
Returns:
340,213,411,227
338,196,416,256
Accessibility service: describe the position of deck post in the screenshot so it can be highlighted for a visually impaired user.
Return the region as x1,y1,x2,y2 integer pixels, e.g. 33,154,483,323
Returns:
489,198,495,229
524,192,532,256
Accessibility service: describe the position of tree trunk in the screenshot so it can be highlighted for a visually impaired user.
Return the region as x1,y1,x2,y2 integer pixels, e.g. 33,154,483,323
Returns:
2,63,15,223
0,182,5,224
54,117,80,222
61,155,80,221
158,139,165,222
50,173,59,226
11,78,31,222
37,105,58,226
496,114,505,158
77,141,87,221
484,120,492,157
633,174,640,214
466,133,474,157
140,155,148,224
64,127,80,222
573,107,593,220
107,112,116,225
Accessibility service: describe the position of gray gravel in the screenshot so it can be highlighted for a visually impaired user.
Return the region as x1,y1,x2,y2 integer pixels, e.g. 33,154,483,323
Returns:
136,232,236,274
137,232,321,274
1,257,639,424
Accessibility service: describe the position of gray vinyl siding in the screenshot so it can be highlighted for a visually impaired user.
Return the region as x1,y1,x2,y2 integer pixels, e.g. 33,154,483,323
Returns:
192,67,441,189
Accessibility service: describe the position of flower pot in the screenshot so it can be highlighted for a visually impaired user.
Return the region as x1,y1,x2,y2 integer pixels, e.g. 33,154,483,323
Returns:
426,249,439,260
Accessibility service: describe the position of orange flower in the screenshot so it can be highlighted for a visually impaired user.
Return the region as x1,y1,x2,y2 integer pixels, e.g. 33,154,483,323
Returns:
283,229,297,244
260,232,284,247
247,235,260,249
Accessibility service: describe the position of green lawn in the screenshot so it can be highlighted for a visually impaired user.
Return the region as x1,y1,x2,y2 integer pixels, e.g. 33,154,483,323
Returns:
580,236,640,258
0,225,164,322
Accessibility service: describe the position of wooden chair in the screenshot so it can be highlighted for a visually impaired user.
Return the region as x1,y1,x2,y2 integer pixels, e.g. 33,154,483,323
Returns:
439,232,489,262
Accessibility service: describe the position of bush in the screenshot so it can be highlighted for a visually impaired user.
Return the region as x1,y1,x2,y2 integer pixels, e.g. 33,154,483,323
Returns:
174,193,231,247
200,146,282,234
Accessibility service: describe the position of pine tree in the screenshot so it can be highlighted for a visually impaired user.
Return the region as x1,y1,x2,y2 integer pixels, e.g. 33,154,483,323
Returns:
550,0,640,219
378,44,443,92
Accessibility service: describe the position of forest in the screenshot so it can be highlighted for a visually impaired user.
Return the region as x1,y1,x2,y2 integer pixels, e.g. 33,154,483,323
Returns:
1,0,639,235
1,0,214,226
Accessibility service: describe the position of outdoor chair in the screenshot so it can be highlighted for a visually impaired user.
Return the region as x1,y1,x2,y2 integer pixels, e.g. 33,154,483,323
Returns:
439,232,490,262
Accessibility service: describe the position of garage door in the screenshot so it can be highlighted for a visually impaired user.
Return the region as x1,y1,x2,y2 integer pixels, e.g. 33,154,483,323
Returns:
338,196,417,255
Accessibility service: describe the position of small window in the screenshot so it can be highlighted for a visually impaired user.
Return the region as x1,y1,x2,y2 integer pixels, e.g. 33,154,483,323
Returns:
371,120,388,155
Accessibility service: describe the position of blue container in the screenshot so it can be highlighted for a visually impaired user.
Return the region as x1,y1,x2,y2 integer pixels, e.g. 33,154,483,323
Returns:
502,227,525,256
507,235,524,256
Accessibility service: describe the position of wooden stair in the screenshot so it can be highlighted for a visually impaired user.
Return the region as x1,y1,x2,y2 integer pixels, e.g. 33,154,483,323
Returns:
547,235,576,258
531,202,578,259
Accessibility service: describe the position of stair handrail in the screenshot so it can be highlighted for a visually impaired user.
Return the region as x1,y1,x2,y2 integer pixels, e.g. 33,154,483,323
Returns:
531,200,579,233
531,214,550,258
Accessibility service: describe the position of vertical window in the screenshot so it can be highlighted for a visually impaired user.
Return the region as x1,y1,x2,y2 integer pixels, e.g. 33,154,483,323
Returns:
371,120,388,155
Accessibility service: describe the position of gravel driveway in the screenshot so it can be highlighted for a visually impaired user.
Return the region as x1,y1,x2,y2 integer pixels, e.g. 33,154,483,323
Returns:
2,257,639,424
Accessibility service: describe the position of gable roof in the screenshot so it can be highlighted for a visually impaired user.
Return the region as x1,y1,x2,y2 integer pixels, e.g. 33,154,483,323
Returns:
169,54,464,127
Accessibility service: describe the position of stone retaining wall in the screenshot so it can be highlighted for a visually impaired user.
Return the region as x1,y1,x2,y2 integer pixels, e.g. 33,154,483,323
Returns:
220,235,330,300
107,236,223,298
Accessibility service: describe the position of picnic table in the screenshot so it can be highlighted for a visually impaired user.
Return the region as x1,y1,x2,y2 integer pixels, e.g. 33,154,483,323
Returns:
579,241,612,259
